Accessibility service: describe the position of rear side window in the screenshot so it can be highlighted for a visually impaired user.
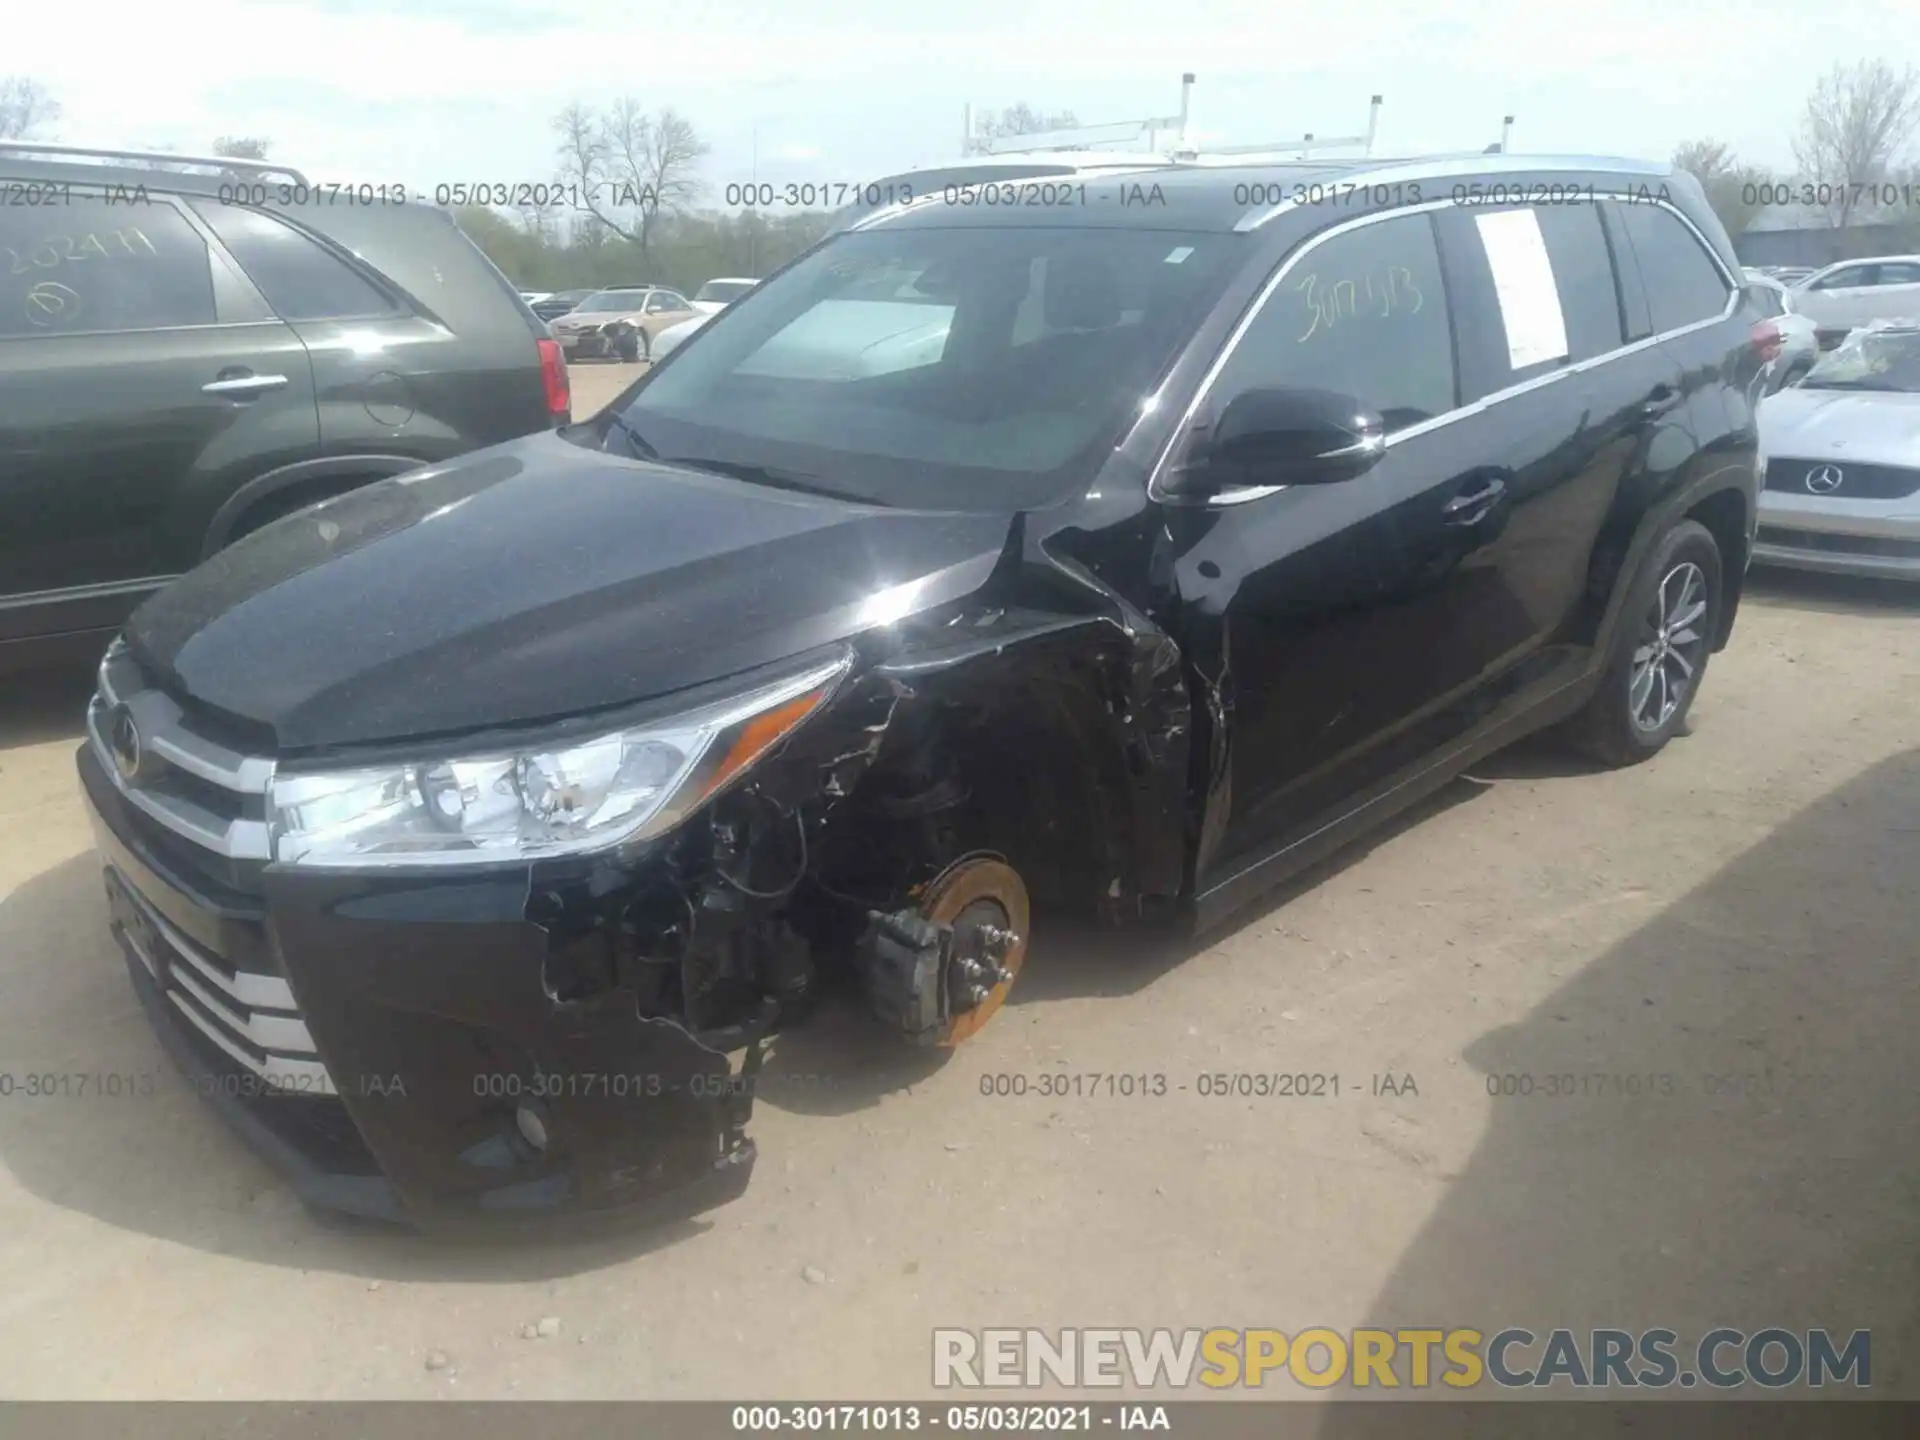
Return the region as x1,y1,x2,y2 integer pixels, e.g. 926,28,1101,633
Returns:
188,201,396,320
1211,210,1456,432
1807,265,1867,291
1616,203,1731,333
1533,203,1624,359
1747,282,1785,319
1872,262,1920,286
0,196,215,337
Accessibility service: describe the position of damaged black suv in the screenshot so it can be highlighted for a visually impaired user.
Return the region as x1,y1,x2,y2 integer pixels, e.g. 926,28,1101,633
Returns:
80,153,1766,1228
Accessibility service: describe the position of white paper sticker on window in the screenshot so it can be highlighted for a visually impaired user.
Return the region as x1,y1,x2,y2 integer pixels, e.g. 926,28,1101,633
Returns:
1475,208,1568,369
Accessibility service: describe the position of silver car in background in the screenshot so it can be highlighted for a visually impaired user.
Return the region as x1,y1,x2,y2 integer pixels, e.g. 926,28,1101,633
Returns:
1754,320,1920,581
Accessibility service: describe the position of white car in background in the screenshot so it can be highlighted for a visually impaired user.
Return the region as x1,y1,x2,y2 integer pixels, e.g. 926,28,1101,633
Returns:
1743,271,1820,390
1754,320,1920,581
651,277,763,361
691,277,759,314
1788,255,1920,349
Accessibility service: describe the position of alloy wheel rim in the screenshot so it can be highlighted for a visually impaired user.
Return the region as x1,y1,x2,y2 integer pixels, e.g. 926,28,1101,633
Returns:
1629,560,1708,733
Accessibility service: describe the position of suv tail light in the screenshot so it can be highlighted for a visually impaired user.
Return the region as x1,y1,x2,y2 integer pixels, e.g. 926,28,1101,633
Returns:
1749,320,1782,364
537,337,571,424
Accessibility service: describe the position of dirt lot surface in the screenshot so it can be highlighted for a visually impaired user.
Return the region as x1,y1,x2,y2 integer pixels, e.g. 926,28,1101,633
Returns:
0,414,1915,1398
568,357,650,420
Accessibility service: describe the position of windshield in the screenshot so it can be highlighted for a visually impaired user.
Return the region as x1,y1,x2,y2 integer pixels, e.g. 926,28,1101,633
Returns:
617,225,1240,510
1800,326,1920,393
578,291,648,313
696,280,756,303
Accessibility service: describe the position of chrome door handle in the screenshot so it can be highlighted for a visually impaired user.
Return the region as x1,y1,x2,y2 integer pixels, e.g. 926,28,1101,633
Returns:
202,374,290,397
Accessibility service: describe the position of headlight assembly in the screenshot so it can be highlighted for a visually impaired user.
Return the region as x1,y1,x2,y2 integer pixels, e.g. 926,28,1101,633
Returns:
267,650,851,868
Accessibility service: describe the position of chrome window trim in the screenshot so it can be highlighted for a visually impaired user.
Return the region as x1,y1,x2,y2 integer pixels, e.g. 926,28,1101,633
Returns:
1150,191,1741,507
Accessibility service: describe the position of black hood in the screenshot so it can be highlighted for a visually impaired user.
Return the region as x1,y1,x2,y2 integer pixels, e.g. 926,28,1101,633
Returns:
129,431,1012,751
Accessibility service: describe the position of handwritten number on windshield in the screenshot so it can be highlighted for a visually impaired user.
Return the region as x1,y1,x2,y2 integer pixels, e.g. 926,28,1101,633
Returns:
1295,265,1423,343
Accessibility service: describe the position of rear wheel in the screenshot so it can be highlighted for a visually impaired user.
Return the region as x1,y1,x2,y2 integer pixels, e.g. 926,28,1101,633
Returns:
1564,519,1722,767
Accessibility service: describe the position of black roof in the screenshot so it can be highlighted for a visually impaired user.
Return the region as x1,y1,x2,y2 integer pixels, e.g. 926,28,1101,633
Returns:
859,153,1679,235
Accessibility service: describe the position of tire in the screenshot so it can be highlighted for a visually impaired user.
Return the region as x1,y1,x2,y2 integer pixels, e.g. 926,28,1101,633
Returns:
1563,518,1723,768
614,331,640,363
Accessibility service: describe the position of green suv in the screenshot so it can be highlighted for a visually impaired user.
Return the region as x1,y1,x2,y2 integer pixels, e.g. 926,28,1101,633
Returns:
0,144,572,670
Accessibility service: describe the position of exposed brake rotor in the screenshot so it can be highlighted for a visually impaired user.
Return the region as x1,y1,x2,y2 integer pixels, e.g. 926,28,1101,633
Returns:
915,856,1030,1046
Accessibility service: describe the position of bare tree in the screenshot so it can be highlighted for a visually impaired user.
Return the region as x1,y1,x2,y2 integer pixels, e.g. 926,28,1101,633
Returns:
967,102,1080,154
213,136,272,160
1791,60,1920,229
1672,138,1773,240
0,76,62,140
555,100,709,264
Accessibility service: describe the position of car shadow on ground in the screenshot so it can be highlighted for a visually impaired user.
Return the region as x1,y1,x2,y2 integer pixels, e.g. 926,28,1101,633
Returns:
0,657,94,749
1314,746,1920,1430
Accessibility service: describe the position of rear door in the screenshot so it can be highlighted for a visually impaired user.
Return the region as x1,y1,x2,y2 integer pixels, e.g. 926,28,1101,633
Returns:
1858,260,1920,324
1372,197,1669,722
1608,196,1744,465
0,188,319,643
1797,261,1875,337
186,199,483,469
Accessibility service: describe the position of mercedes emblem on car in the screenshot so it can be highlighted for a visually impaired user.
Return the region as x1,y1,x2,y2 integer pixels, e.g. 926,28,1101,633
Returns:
1806,464,1844,494
109,706,144,783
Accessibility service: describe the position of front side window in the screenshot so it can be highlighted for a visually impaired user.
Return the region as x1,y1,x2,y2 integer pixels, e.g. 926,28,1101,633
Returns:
1204,210,1456,432
1617,203,1731,332
0,196,215,337
618,224,1241,509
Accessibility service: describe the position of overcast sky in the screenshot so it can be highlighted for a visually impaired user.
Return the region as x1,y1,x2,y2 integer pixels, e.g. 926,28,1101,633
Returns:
12,0,1920,195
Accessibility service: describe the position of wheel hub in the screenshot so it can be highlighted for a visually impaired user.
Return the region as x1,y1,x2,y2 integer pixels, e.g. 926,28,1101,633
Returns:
1629,560,1708,733
915,858,1030,1046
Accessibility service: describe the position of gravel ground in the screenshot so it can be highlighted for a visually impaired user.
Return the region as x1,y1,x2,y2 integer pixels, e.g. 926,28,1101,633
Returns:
0,424,1914,1399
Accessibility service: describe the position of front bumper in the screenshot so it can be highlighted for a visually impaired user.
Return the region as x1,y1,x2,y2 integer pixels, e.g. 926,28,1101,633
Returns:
79,744,756,1232
555,329,614,358
1754,491,1920,581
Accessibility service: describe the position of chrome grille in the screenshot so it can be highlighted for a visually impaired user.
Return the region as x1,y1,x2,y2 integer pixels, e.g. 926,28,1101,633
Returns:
90,639,336,1097
86,640,274,861
110,866,337,1096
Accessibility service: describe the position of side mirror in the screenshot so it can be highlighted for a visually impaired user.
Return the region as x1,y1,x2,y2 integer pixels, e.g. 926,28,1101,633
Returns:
1177,388,1387,495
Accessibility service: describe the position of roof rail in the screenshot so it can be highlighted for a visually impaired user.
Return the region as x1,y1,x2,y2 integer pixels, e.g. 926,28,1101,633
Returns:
0,141,310,186
964,78,1385,164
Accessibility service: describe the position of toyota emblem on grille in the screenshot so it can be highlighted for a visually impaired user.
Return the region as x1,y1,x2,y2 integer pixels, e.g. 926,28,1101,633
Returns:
1806,464,1844,494
108,706,144,783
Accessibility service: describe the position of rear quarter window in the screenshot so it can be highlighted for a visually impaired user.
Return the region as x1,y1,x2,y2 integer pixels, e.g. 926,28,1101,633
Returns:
188,200,398,320
1616,202,1732,333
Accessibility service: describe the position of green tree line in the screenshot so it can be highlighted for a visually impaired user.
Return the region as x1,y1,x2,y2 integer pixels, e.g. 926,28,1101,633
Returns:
453,204,836,294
